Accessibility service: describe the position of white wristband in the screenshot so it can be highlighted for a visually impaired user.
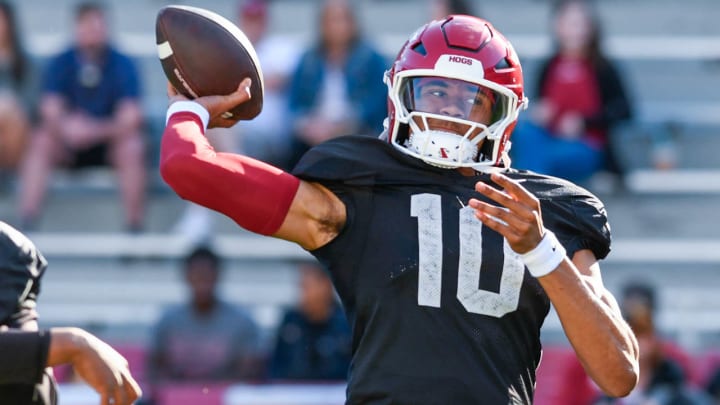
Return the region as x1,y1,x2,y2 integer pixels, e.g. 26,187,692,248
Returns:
520,230,566,278
165,100,210,131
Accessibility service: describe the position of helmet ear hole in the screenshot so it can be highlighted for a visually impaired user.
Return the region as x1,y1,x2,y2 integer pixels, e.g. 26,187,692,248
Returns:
478,139,494,162
411,42,428,56
494,57,511,69
396,123,410,145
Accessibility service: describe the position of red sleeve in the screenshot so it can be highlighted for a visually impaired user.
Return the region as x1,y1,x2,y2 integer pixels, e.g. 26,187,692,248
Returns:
159,112,300,235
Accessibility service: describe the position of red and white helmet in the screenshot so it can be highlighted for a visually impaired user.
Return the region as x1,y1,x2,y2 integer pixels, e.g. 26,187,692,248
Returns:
384,15,527,170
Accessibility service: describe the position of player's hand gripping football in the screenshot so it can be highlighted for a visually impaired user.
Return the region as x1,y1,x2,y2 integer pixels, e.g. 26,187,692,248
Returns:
167,78,253,128
468,172,545,254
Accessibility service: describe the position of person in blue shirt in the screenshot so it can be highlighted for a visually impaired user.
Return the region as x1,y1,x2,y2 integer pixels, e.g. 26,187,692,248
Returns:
269,259,351,381
17,2,146,232
285,0,387,170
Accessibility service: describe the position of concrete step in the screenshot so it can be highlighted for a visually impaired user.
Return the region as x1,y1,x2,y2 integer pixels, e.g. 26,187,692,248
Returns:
35,257,300,342
15,0,720,40
3,170,720,236
32,253,720,349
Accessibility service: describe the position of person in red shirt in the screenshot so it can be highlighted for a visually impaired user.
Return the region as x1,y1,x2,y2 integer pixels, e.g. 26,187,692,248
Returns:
511,0,632,184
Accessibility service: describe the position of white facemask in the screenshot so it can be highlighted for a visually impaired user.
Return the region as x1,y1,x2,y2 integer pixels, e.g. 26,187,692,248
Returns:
405,129,479,168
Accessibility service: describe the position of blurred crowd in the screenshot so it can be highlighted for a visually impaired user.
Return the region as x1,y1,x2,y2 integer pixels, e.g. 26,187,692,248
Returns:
135,248,352,405
0,0,644,236
0,0,717,404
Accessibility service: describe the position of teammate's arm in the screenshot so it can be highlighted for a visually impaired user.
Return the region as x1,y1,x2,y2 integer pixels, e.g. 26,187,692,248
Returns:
159,80,346,250
0,327,141,405
469,172,639,398
47,327,142,405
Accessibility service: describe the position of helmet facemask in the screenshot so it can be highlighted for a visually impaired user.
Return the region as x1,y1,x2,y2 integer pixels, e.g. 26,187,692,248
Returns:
387,68,521,171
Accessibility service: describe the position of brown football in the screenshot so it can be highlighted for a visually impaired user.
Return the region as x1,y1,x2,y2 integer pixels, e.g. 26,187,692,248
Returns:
155,5,263,120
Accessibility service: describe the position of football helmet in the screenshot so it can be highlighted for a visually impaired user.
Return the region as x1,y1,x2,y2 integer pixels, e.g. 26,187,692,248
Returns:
384,15,527,170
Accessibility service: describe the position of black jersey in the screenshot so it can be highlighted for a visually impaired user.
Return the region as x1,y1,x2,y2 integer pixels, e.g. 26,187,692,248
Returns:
292,136,611,405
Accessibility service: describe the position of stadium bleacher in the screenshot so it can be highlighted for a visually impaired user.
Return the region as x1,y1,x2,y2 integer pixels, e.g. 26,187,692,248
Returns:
1,0,719,403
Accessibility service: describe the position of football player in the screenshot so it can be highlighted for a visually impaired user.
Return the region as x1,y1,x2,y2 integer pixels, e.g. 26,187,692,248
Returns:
160,15,639,404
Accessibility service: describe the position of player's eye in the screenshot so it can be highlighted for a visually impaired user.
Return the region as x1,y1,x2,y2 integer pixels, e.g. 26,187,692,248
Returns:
469,93,491,107
427,89,446,98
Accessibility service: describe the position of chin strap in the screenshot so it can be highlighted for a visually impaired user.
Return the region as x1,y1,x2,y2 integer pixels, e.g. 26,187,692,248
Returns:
500,140,512,168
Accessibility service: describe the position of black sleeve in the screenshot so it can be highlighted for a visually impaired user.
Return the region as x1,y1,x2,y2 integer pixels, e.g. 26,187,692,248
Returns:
0,329,51,384
0,222,48,326
564,194,612,260
584,59,633,131
523,174,612,260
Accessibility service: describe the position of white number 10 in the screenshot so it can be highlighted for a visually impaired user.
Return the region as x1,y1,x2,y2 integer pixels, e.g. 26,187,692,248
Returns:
411,193,525,317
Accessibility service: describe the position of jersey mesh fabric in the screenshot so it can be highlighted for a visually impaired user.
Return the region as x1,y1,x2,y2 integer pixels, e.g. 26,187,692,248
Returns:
293,136,610,405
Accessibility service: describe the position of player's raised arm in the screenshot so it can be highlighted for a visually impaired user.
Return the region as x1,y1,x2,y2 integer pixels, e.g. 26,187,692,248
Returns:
159,81,346,250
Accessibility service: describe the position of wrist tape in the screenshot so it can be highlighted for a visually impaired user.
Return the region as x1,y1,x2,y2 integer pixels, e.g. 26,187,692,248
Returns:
166,101,209,131
520,230,566,278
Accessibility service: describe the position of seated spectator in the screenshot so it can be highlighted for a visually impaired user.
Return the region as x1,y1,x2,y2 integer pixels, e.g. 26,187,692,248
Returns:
706,366,720,404
235,0,300,169
269,259,351,381
286,0,387,169
17,2,146,231
511,0,632,184
0,1,34,181
593,281,711,405
147,246,261,387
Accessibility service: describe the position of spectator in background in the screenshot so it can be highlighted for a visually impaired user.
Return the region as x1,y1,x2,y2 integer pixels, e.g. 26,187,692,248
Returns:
17,2,146,232
0,1,34,181
286,0,387,169
593,282,710,405
706,368,720,404
269,260,350,381
429,0,476,19
236,0,300,169
511,0,632,185
147,246,261,387
0,221,141,405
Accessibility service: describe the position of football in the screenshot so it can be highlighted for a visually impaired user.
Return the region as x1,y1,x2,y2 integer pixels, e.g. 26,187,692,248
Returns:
155,5,264,120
